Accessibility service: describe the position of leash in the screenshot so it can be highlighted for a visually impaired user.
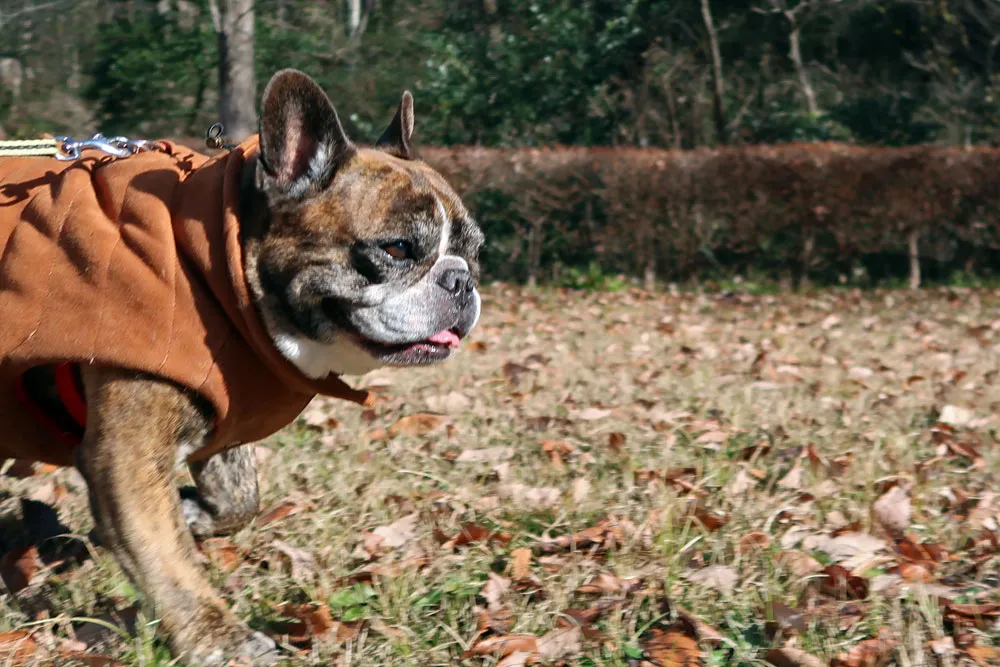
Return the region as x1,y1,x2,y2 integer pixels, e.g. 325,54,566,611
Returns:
0,123,236,160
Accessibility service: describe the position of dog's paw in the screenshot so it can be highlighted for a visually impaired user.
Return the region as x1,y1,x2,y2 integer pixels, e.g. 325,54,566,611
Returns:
181,629,281,666
180,494,216,540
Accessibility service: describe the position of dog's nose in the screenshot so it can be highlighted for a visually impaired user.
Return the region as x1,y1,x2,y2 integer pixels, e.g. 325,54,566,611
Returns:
437,268,473,296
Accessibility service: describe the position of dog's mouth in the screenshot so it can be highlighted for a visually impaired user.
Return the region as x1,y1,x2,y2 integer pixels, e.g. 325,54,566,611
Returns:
356,328,463,366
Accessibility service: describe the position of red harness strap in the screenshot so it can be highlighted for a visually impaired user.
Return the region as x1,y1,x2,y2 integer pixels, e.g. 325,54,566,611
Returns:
14,363,87,447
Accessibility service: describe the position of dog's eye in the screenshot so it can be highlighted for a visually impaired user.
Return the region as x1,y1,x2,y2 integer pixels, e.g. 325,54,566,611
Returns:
382,240,413,260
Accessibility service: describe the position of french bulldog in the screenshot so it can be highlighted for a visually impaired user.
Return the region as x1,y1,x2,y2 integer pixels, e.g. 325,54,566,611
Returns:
0,69,482,664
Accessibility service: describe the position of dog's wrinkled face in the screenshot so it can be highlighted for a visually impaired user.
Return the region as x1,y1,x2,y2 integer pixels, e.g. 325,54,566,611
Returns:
243,70,484,378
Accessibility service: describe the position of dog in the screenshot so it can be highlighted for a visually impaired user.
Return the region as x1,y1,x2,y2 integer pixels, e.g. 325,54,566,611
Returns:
0,69,483,664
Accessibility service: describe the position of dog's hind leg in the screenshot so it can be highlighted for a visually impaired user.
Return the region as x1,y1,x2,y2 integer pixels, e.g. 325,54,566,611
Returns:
75,367,278,665
181,444,259,539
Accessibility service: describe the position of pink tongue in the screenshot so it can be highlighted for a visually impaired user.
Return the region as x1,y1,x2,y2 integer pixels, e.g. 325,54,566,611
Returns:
427,329,461,347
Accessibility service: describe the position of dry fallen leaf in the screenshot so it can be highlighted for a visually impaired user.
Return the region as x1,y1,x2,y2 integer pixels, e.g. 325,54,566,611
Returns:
510,548,532,579
365,513,420,556
388,413,448,437
819,565,869,600
0,630,37,660
455,446,515,463
738,531,771,553
256,500,302,526
462,634,538,658
439,523,512,550
425,391,472,413
497,484,561,510
270,540,317,583
642,625,702,666
830,630,897,667
575,572,642,596
765,647,825,667
687,565,738,596
776,550,825,578
197,537,242,573
271,602,359,647
0,546,40,594
535,626,582,659
872,483,911,537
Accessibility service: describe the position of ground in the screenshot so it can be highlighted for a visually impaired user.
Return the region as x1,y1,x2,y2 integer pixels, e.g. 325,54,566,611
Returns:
0,285,998,666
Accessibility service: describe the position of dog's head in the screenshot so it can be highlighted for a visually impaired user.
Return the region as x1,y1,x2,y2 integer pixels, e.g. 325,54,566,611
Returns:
242,70,483,378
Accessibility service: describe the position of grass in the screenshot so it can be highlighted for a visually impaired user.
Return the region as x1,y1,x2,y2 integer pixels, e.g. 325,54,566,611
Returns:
1,284,998,665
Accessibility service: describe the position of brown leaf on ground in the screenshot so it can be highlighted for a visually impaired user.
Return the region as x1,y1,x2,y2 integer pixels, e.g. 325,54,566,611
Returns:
462,634,538,658
256,500,302,526
501,362,532,384
575,572,642,596
535,626,582,659
607,432,627,454
0,546,40,594
776,550,825,578
0,630,37,660
872,483,911,537
4,460,59,478
496,650,535,667
687,565,738,595
455,446,515,463
765,647,825,667
425,391,472,413
819,565,869,600
388,413,448,437
498,484,561,510
830,630,897,667
197,537,242,573
510,547,532,579
942,601,1000,630
363,513,420,557
738,531,771,553
538,519,627,553
271,602,359,647
764,602,807,638
481,573,511,612
439,523,512,550
686,504,728,532
56,652,122,666
270,540,318,583
963,645,1000,666
540,440,574,467
299,401,340,430
893,562,933,583
642,625,702,666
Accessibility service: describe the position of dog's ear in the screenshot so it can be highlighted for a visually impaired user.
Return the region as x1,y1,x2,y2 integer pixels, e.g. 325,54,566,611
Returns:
376,91,415,159
257,69,354,198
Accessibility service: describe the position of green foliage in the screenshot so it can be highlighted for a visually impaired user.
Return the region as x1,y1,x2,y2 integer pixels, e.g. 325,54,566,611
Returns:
86,3,215,136
553,262,627,291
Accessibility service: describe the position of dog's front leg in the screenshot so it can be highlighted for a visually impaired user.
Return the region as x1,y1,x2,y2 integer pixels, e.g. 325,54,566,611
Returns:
75,367,278,665
181,444,259,539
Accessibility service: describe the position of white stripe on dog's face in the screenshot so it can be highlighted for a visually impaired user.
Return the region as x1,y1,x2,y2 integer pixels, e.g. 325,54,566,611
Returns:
436,196,451,258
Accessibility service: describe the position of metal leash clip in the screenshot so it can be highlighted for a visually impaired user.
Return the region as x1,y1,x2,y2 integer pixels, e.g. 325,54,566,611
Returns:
53,134,157,161
205,123,236,150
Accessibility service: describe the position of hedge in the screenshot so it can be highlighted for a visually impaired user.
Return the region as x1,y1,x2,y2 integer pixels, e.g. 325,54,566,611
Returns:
421,144,1000,288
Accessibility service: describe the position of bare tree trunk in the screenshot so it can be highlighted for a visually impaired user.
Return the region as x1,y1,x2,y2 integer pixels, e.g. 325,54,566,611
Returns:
700,0,728,144
663,73,682,149
210,0,256,141
527,216,543,288
908,230,921,290
644,254,657,292
798,227,814,290
785,14,818,116
346,0,361,36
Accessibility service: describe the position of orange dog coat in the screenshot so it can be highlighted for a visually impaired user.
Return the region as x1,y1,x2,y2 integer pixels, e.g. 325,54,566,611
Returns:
0,138,371,466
